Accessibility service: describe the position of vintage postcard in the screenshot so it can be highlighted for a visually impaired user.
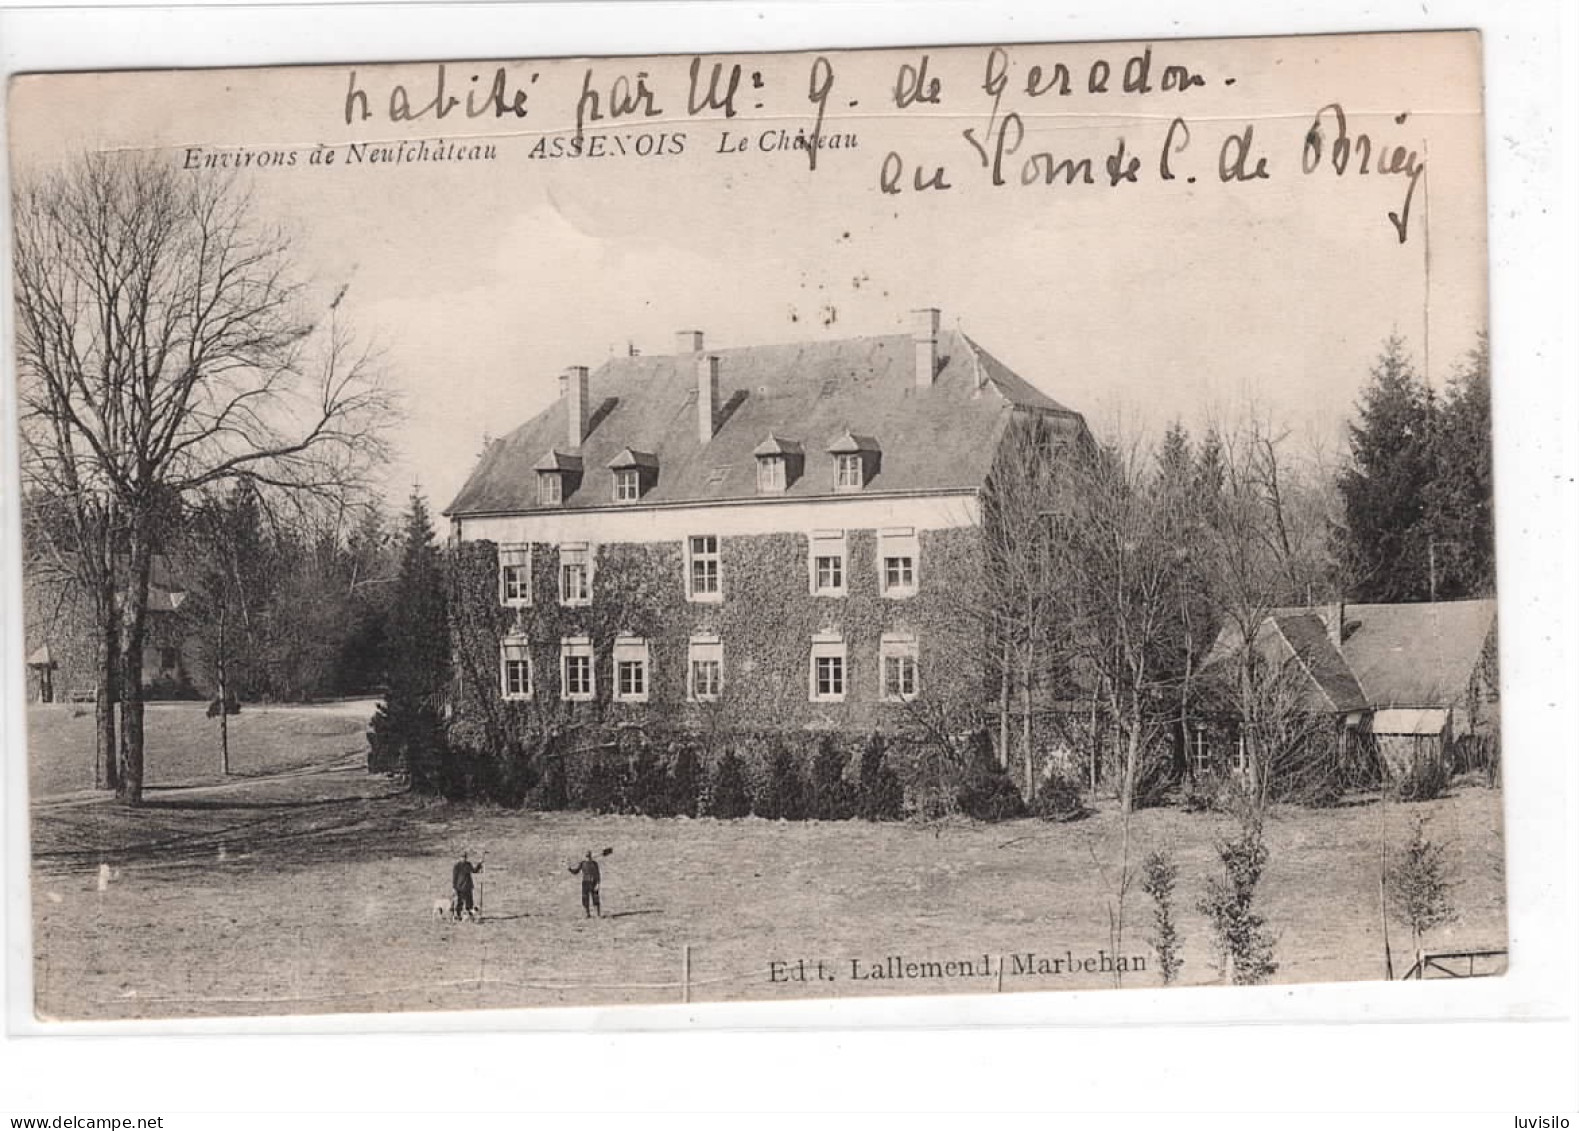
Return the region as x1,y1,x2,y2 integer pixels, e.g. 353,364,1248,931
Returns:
7,30,1502,1023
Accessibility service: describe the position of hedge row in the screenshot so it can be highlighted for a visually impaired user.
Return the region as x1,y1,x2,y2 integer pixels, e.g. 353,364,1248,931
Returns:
543,733,906,821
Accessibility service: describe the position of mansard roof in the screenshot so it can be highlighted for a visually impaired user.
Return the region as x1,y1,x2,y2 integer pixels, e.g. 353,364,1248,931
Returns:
446,327,1085,516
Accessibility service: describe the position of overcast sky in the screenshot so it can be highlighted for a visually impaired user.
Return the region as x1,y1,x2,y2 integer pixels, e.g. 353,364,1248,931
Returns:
8,31,1487,514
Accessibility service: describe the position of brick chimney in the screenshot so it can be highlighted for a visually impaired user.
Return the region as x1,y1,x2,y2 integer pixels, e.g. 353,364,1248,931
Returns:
564,365,589,447
912,307,940,388
676,330,705,354
697,354,720,443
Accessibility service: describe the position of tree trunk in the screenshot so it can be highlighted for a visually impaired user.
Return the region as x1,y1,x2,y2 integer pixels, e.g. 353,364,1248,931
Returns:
1021,668,1033,801
1088,692,1099,798
116,532,154,805
218,608,230,777
997,640,1012,770
93,578,119,791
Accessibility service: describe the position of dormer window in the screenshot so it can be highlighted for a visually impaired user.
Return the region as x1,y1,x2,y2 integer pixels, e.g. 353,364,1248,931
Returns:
532,450,583,508
752,435,803,495
607,448,658,503
827,431,880,492
758,457,787,494
835,454,863,490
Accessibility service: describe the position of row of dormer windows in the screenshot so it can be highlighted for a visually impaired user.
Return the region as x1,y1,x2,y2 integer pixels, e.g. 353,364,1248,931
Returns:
499,632,920,705
498,530,921,607
534,431,880,506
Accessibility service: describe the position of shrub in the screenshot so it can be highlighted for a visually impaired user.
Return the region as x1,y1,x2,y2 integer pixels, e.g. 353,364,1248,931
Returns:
956,733,1026,822
707,749,752,818
1386,815,1459,953
369,697,448,793
1393,754,1451,802
579,754,622,814
205,695,242,718
620,739,672,816
855,734,904,821
1130,754,1177,810
1030,773,1089,822
1198,819,1278,985
1179,773,1224,814
755,742,808,820
1140,849,1184,986
667,742,702,818
808,736,855,820
534,741,569,811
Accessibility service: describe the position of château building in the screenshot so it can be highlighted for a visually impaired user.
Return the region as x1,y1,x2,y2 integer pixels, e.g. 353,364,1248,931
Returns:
442,309,1088,740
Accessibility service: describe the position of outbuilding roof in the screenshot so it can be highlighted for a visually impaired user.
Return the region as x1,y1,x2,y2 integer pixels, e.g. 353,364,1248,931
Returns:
1340,599,1497,708
1205,598,1497,716
445,328,1083,516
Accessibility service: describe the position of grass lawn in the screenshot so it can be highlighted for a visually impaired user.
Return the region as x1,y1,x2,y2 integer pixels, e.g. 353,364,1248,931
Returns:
26,700,375,800
29,745,1507,1019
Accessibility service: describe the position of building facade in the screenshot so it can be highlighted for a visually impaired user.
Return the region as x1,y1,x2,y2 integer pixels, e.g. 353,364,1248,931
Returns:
443,310,1088,747
22,557,193,703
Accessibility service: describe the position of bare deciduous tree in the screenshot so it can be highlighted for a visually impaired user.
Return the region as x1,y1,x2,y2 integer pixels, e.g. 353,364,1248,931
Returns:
14,152,392,804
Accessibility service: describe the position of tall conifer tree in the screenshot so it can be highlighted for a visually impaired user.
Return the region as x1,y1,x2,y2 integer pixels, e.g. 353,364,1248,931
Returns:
1337,337,1436,601
368,491,451,790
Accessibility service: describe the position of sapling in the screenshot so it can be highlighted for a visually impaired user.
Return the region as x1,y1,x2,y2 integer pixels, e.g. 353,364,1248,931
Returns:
1198,819,1279,985
1386,815,1459,965
1140,849,1184,986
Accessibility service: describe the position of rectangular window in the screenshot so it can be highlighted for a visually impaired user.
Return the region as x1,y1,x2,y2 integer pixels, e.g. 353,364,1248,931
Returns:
560,637,594,702
613,636,650,703
686,535,722,601
835,453,864,490
613,469,641,502
808,529,847,597
538,473,563,507
559,543,593,606
810,635,847,702
880,633,919,701
878,528,920,598
500,638,533,701
688,635,723,702
499,544,532,606
757,456,787,494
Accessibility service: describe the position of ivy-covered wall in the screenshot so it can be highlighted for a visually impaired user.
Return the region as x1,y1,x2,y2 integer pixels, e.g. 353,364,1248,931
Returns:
446,525,988,753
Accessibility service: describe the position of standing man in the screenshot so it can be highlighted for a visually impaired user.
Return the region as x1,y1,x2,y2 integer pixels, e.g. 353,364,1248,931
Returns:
569,850,602,918
452,851,483,921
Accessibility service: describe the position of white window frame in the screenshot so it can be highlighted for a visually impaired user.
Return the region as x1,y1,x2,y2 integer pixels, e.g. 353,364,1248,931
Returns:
808,529,847,597
538,472,564,507
879,633,919,702
558,542,594,607
500,637,533,701
498,544,532,607
687,634,723,702
835,453,864,491
878,527,920,599
809,633,847,703
613,468,641,503
613,636,650,704
757,456,787,494
560,636,595,702
686,534,723,602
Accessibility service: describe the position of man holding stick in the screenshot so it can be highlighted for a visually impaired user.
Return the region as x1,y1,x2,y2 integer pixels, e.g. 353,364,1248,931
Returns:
569,849,607,919
452,851,483,921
